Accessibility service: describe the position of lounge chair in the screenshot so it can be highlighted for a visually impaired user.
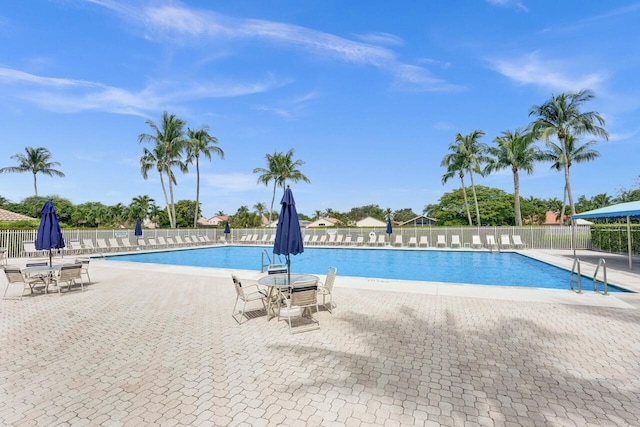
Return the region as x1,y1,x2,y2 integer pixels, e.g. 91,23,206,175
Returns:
500,235,512,249
239,235,248,244
278,278,320,334
393,235,403,247
138,238,147,249
303,235,311,245
51,263,83,294
471,235,483,249
75,257,91,284
3,265,46,299
407,237,417,247
269,234,276,243
260,234,269,244
23,240,45,257
486,235,498,250
336,235,344,245
120,239,135,250
148,238,160,248
512,235,527,249
175,235,186,246
166,236,176,247
184,236,193,245
436,235,446,248
0,248,6,266
96,238,110,252
451,235,461,248
231,275,268,324
108,238,122,251
418,236,429,247
157,236,168,248
355,236,364,246
64,240,82,255
328,234,336,245
317,266,337,313
377,234,386,246
310,235,319,245
82,239,96,253
343,236,352,246
318,235,327,245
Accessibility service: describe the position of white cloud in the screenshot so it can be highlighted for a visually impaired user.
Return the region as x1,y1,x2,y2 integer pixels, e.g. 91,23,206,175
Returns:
91,1,457,92
488,52,607,92
486,0,529,12
0,67,281,115
202,173,260,192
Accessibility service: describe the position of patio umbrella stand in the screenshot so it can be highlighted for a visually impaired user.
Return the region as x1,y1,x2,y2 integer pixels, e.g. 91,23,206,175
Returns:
35,200,65,266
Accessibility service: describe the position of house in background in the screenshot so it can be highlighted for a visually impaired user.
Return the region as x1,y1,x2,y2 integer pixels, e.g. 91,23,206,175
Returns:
355,216,386,227
203,215,228,226
306,217,343,228
399,215,438,227
0,208,36,222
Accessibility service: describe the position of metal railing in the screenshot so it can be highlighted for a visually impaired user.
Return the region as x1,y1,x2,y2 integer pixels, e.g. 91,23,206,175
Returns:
570,258,582,293
593,258,608,295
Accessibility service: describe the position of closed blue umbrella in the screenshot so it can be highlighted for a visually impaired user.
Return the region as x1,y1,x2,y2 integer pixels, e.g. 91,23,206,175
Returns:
273,186,304,284
224,221,231,235
35,200,65,266
386,217,393,245
134,219,143,237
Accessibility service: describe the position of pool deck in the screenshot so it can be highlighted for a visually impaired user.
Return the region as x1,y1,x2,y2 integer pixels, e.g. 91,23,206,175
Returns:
2,248,640,426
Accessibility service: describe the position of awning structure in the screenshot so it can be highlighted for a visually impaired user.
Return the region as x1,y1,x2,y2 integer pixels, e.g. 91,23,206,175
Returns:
573,201,640,269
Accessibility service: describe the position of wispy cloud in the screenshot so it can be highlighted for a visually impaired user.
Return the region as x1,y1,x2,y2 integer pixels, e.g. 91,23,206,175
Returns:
488,52,607,92
253,91,319,119
0,67,281,115
90,1,458,92
202,173,259,192
486,0,529,13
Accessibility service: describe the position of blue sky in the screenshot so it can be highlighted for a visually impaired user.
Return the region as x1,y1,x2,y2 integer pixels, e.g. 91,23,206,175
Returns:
1,1,638,218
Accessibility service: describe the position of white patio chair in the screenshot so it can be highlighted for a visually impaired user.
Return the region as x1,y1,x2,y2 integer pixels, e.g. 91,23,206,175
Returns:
512,235,527,249
500,235,513,249
278,278,320,334
486,235,498,250
75,257,91,284
471,235,483,249
418,236,429,247
231,275,268,324
407,237,417,247
436,235,446,248
451,235,461,248
377,234,386,246
394,235,403,247
51,263,83,294
318,266,337,314
3,265,46,299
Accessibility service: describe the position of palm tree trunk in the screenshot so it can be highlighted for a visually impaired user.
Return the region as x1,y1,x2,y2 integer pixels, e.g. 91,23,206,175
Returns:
513,168,522,226
194,157,200,228
168,173,176,228
32,172,38,196
468,170,481,226
560,185,567,225
268,182,277,224
158,171,173,228
459,174,473,226
565,164,575,218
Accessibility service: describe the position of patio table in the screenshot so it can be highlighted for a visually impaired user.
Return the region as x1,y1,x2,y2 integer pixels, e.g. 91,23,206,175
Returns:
258,273,319,320
22,264,62,294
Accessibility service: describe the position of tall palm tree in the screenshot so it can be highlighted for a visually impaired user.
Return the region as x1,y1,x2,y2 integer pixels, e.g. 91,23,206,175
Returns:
441,147,473,226
129,195,155,224
541,134,600,222
529,89,608,219
186,126,224,227
486,129,543,226
253,148,310,224
456,130,489,226
140,145,174,227
0,147,65,196
138,112,187,228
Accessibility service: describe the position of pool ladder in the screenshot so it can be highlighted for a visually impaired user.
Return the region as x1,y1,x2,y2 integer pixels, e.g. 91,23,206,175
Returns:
570,257,608,295
260,250,283,273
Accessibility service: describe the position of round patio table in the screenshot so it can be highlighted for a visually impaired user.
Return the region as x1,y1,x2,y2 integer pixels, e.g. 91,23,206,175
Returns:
258,273,319,320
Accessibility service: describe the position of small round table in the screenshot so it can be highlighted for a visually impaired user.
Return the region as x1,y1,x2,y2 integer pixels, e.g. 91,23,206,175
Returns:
258,273,319,320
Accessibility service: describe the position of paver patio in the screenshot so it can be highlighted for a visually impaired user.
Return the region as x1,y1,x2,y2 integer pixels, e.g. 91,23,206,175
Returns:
1,257,640,426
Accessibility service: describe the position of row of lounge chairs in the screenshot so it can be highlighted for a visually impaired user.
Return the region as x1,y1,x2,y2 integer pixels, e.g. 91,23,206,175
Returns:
238,234,276,244
22,235,215,256
298,233,527,249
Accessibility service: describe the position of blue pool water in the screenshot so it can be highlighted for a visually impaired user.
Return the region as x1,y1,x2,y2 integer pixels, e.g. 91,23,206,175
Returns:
106,246,627,292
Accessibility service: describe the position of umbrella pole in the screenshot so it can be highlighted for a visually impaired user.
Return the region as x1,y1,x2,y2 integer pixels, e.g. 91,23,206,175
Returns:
49,249,53,267
287,255,291,286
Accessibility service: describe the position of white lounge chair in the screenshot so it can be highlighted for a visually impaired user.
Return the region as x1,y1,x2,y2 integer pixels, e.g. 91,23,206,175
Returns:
512,235,527,249
407,237,417,247
336,235,344,245
355,236,364,246
451,235,461,248
436,235,446,248
486,235,498,250
328,234,336,245
393,235,403,247
96,238,110,252
260,234,269,244
418,236,429,247
344,235,352,246
500,235,513,249
108,238,122,251
310,235,319,245
166,236,176,247
303,235,311,244
319,235,327,245
377,234,386,246
471,235,483,249
82,239,96,253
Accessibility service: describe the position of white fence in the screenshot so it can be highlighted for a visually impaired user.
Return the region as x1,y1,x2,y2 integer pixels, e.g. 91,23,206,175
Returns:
0,225,592,260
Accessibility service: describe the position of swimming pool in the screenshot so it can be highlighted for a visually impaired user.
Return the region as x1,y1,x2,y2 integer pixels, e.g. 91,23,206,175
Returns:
106,246,627,292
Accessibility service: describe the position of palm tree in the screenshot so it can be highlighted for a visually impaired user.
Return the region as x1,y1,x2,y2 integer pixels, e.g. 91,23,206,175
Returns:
541,134,600,222
457,130,489,226
138,112,187,228
441,146,473,226
0,147,65,196
140,144,174,227
129,195,155,224
186,126,224,227
529,89,608,219
486,129,542,226
253,149,310,224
